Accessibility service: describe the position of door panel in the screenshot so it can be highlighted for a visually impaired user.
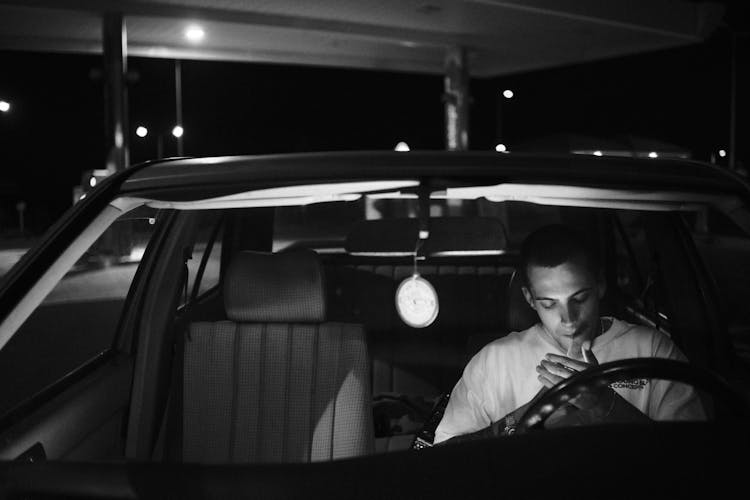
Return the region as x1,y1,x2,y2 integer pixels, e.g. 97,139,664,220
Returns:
0,355,132,461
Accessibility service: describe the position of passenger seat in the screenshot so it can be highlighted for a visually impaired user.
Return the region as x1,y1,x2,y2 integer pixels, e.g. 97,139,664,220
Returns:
181,249,374,463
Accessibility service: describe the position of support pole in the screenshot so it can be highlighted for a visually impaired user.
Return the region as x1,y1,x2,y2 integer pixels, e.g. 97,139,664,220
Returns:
729,32,737,170
103,13,129,171
175,60,184,156
444,46,470,151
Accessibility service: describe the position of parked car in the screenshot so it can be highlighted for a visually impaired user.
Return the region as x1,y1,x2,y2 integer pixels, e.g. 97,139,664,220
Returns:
1,152,749,498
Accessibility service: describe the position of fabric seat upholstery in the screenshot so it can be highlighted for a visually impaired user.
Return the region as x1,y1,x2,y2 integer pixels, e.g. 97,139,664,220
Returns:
183,249,373,463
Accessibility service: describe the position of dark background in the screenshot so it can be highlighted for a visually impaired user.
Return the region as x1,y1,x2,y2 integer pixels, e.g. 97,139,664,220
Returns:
0,9,747,235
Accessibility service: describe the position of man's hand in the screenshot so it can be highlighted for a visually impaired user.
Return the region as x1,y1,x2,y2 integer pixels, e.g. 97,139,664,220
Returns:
536,340,615,415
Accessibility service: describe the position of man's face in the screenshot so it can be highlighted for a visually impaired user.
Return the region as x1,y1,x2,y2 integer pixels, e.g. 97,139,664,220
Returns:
521,259,605,349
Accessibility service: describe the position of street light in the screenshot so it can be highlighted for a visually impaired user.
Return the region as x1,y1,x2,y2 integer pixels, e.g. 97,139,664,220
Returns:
0,100,10,113
136,126,148,138
495,143,508,153
172,125,184,138
648,152,658,158
394,141,410,152
502,89,514,99
719,149,727,158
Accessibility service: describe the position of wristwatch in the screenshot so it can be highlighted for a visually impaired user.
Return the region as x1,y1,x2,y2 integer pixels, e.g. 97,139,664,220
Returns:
502,413,517,436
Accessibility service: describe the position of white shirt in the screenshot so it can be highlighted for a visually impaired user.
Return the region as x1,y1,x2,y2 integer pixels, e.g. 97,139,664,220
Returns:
434,318,705,443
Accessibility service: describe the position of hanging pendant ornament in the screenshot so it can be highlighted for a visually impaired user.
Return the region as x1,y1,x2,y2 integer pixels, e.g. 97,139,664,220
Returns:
396,273,439,328
395,224,439,328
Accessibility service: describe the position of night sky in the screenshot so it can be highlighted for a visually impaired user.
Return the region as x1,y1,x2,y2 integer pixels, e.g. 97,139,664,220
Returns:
0,10,747,234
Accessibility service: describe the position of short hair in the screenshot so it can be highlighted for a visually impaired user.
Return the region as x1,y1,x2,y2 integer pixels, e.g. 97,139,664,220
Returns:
519,224,600,285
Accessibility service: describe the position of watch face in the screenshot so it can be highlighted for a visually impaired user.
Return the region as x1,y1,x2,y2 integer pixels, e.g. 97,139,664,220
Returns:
395,275,439,328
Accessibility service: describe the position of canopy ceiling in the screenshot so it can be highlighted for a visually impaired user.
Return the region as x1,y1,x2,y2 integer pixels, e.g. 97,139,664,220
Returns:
0,0,724,76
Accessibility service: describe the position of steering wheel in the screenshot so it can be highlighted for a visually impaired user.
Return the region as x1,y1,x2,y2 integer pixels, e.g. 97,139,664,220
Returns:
517,358,750,433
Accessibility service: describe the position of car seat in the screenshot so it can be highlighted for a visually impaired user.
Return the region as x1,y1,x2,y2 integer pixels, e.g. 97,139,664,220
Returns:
179,249,374,463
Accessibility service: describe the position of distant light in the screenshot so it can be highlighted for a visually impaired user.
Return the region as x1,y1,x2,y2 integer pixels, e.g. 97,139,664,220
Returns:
0,100,9,112
172,125,184,138
502,90,514,99
184,25,205,43
394,141,410,152
648,152,658,158
719,149,727,158
79,193,87,200
136,126,148,138
593,150,603,156
89,177,97,188
495,143,507,153
129,246,146,261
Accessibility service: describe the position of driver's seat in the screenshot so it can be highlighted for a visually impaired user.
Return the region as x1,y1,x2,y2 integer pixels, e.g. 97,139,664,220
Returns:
180,249,374,463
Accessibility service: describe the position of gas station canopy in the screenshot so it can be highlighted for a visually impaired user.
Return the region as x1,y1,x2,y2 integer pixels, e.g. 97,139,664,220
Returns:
0,0,724,76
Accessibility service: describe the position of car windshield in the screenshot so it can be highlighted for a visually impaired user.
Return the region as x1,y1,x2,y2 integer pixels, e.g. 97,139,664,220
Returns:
4,171,748,467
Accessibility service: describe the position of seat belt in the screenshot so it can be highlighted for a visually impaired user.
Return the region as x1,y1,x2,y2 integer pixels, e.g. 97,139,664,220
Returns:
152,219,222,460
151,248,191,460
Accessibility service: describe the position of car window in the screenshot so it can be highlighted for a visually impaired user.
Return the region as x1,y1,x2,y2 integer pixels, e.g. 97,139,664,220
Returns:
0,206,158,418
684,208,750,366
613,212,664,323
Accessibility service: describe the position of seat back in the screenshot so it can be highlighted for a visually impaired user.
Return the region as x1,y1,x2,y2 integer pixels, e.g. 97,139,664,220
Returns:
464,270,539,361
506,269,539,333
182,250,373,463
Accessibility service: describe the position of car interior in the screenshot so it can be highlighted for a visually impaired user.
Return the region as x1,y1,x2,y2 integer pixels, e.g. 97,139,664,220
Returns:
2,177,750,496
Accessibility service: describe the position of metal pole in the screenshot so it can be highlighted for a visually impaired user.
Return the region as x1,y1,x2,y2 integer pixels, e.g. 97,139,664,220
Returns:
729,32,737,170
175,60,184,156
102,12,129,171
444,46,470,151
495,95,503,146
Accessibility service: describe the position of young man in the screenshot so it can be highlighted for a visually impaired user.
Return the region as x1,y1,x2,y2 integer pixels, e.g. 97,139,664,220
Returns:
434,224,705,443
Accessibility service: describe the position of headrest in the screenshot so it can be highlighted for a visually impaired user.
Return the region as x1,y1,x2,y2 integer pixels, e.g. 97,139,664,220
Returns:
224,249,326,323
506,270,539,332
346,217,507,256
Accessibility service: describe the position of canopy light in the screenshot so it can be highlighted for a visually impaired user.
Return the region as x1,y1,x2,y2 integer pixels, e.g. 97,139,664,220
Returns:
184,25,205,43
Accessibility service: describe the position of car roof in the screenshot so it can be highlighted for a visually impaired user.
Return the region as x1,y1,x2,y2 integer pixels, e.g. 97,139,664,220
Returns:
119,151,750,201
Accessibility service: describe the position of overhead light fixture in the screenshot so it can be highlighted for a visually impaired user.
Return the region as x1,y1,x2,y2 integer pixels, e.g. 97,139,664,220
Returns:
136,126,148,138
502,90,514,99
719,149,727,158
0,100,10,113
172,125,184,138
184,25,205,43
